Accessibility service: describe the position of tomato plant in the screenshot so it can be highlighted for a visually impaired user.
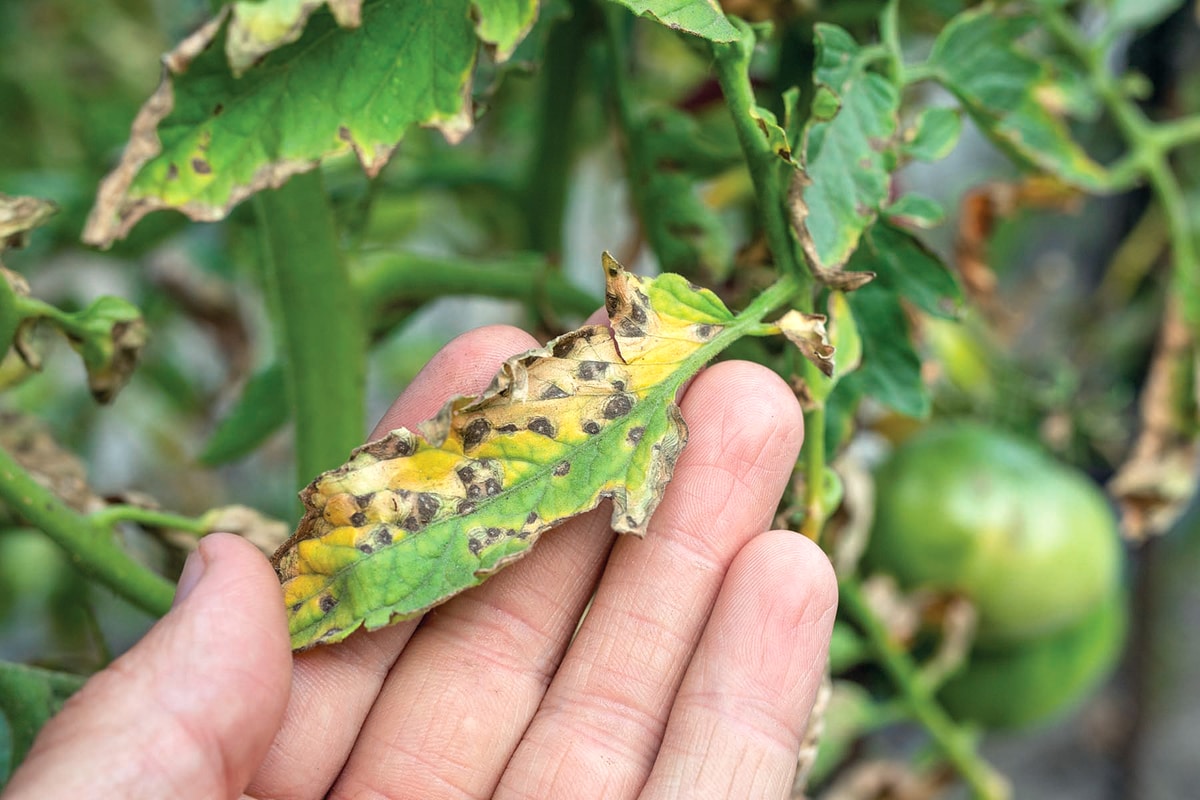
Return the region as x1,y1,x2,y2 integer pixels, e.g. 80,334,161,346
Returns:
1,0,1198,797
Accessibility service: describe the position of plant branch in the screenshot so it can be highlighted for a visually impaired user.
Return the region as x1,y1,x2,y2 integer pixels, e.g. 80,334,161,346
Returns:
839,578,1010,799
711,20,814,305
0,445,174,616
256,170,367,492
1042,6,1200,329
89,506,208,536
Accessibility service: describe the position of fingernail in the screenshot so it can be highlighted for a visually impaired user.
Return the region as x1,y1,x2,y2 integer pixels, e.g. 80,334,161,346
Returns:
172,546,208,608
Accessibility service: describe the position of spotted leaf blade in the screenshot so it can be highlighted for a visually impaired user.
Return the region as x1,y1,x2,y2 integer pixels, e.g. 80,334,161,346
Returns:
273,254,734,650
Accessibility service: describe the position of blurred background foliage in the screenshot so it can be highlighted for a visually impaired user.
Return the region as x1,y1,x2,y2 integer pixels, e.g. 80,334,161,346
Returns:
1,0,1199,797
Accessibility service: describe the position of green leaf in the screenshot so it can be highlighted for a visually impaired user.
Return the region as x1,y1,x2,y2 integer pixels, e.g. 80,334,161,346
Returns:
273,254,745,650
471,0,541,61
84,0,540,246
792,24,899,273
603,0,738,41
842,282,929,418
883,194,945,228
199,363,288,465
928,6,1107,190
1104,0,1183,35
0,662,86,779
853,222,962,318
901,106,962,162
625,107,739,280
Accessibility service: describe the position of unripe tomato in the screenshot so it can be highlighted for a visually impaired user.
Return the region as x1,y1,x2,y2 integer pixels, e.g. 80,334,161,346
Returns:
866,423,1122,646
938,587,1126,729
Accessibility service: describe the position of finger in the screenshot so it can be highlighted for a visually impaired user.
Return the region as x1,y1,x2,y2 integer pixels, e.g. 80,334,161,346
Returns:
328,505,615,799
642,531,837,800
248,325,539,800
5,534,290,800
496,361,804,799
328,313,620,798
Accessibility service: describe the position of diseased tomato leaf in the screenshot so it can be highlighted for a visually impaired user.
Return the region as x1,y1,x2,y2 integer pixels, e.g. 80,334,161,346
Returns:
272,254,736,650
84,0,540,247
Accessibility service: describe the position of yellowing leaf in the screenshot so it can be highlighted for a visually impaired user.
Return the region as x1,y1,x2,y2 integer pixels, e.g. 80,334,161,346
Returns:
272,253,738,650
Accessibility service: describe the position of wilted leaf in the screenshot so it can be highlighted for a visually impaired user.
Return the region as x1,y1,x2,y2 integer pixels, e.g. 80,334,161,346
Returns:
273,254,738,650
200,505,290,554
1108,297,1197,540
0,194,57,251
84,0,541,246
0,411,102,516
67,297,148,404
777,309,834,378
791,24,899,277
928,6,1108,190
605,0,738,41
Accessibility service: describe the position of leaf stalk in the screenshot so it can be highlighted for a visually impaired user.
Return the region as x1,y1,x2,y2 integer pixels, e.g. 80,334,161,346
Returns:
0,444,174,616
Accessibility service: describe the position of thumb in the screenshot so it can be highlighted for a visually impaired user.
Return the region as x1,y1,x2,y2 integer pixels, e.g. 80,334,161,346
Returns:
4,533,292,800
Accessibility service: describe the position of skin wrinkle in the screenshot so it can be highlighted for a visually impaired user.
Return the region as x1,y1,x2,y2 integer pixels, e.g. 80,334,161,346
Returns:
9,334,835,800
249,327,539,800
326,503,616,799
493,363,803,799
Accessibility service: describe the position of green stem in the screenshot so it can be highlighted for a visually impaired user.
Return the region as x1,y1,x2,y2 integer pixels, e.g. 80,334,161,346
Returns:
256,170,367,490
711,20,814,305
89,506,208,536
0,445,174,616
355,252,599,325
1042,7,1200,330
840,578,1009,799
1152,114,1200,151
523,1,590,256
800,385,827,540
879,0,903,84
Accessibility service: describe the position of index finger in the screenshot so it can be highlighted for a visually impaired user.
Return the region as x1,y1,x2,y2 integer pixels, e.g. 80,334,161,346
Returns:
247,324,539,800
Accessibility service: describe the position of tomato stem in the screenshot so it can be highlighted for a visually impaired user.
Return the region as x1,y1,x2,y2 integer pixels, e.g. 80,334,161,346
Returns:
839,578,1011,800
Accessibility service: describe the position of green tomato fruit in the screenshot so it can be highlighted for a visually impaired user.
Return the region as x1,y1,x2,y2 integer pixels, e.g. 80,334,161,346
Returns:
867,422,1122,646
938,587,1126,729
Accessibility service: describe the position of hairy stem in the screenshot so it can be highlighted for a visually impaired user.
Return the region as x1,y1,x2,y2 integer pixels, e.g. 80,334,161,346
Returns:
839,579,1010,800
1042,6,1200,329
0,445,174,616
711,20,814,305
89,506,208,536
257,170,367,491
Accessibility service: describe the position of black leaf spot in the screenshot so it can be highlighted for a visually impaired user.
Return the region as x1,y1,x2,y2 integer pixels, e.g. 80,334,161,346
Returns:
462,418,492,449
583,420,601,435
553,461,571,477
417,493,440,524
603,394,633,419
528,417,556,437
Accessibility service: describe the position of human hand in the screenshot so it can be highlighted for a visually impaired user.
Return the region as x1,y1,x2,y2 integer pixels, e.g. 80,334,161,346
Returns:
4,325,837,800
